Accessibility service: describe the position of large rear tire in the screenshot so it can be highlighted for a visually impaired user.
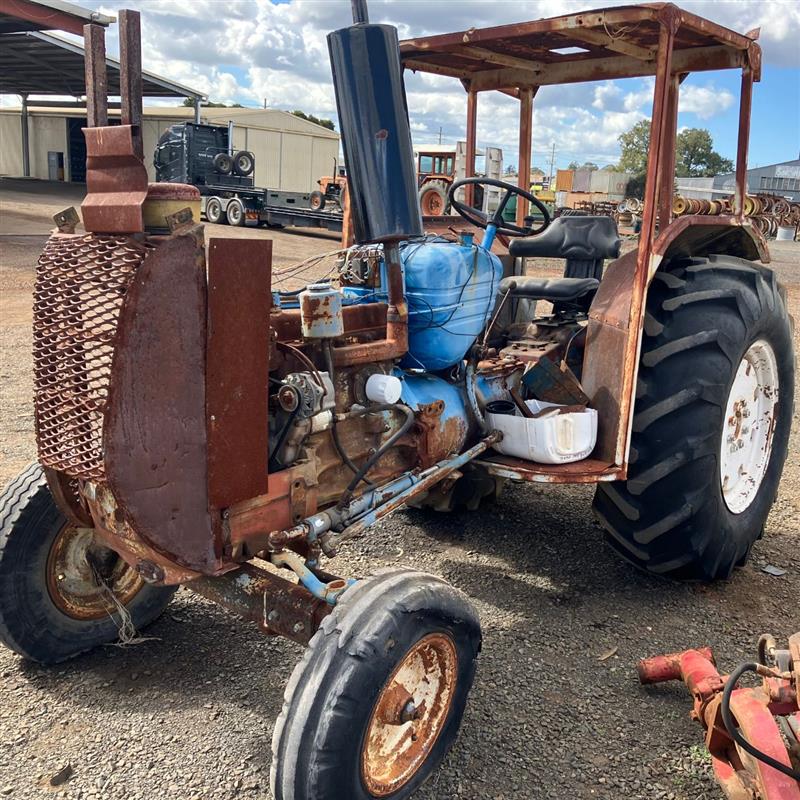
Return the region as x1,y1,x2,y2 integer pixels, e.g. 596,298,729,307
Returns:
0,464,176,663
593,255,794,580
271,569,481,800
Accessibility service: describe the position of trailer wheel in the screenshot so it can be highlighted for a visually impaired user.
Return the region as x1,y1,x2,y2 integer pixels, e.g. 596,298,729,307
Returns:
232,150,255,176
212,152,233,175
593,255,794,580
0,464,175,664
226,198,245,226
309,190,326,211
271,569,481,800
205,196,224,224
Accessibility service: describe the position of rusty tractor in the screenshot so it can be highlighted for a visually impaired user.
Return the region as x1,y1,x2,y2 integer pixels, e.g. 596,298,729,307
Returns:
0,3,794,799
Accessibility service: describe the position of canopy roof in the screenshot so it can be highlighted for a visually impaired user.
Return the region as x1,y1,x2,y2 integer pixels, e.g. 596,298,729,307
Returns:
0,0,113,35
0,29,206,99
400,3,761,92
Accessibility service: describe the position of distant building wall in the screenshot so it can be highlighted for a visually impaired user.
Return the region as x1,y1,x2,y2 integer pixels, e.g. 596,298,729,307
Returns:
0,106,339,192
713,159,800,202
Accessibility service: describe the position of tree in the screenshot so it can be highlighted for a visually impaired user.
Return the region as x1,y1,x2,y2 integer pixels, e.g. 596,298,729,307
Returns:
617,120,733,188
181,99,244,108
675,128,733,176
291,110,335,131
617,119,651,174
567,160,599,171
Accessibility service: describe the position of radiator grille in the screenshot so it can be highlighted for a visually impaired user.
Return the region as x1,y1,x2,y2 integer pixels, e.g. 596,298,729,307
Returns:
33,233,151,480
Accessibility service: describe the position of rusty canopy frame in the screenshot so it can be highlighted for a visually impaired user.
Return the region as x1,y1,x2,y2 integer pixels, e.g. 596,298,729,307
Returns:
399,2,761,228
400,2,764,476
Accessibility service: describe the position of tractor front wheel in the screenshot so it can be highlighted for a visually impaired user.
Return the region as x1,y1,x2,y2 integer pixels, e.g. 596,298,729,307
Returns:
271,569,481,800
0,464,175,663
593,255,794,580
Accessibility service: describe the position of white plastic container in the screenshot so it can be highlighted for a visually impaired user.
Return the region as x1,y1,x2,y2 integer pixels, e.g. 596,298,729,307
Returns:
485,400,597,464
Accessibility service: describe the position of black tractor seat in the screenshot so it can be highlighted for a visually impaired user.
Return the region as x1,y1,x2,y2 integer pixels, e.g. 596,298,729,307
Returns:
499,276,599,303
508,215,621,262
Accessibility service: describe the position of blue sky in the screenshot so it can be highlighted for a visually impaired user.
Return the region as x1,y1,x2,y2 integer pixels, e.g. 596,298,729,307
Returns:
2,0,798,171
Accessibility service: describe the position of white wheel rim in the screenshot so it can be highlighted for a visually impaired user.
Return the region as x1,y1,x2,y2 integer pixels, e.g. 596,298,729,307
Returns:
720,339,779,514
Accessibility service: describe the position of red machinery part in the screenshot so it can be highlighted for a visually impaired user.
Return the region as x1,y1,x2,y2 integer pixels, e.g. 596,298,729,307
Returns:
638,639,800,800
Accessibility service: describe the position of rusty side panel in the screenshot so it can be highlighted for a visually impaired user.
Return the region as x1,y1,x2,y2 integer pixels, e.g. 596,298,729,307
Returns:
207,237,272,509
104,227,220,573
581,248,637,465
81,125,148,234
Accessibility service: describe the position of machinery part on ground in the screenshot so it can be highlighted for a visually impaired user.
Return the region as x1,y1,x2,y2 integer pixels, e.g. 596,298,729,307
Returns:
270,569,481,800
638,635,800,799
327,23,422,243
419,181,448,216
226,197,245,226
0,464,175,664
205,196,224,224
309,190,326,211
448,177,551,236
212,152,233,175
232,150,255,176
593,255,794,580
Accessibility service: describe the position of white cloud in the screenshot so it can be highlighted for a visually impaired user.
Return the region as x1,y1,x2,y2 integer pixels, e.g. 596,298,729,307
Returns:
3,0,795,170
679,85,736,120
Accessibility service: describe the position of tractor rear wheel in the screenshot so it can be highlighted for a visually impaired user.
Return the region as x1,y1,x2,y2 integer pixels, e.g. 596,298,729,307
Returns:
0,464,175,663
593,255,794,580
419,183,448,216
271,569,481,800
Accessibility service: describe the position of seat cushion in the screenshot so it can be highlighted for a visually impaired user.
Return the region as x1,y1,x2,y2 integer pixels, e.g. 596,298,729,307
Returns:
509,216,621,260
499,276,599,302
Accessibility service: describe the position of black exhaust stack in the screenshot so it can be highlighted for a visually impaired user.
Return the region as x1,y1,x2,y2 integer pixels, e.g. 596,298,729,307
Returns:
327,4,423,244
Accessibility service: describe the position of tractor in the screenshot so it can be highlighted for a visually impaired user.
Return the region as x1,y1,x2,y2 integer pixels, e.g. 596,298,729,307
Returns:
0,3,794,800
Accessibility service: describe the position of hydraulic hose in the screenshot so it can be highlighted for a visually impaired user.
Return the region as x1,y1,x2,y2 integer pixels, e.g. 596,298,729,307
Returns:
336,403,415,509
720,662,800,781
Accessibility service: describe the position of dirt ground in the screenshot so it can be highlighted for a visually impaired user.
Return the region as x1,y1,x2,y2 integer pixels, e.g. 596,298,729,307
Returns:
0,178,798,800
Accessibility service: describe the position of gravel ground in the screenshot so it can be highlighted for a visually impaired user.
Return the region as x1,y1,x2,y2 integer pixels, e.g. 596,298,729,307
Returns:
0,179,798,800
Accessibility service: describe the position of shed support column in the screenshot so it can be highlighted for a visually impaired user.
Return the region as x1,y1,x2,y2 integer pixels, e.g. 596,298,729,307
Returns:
516,87,534,227
83,23,108,128
119,10,143,161
656,74,680,230
194,97,202,124
20,94,30,178
734,67,753,220
464,88,478,208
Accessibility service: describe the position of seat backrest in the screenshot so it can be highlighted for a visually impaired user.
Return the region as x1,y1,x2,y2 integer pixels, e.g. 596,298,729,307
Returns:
508,215,621,262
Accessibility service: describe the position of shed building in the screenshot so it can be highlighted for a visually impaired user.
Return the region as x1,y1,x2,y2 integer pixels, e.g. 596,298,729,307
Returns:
714,159,800,203
0,105,340,192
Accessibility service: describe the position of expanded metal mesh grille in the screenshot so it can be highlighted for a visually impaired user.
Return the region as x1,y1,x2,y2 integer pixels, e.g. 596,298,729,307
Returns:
33,233,151,480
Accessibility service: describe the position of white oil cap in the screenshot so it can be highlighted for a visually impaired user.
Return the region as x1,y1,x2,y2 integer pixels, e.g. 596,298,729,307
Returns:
365,373,403,405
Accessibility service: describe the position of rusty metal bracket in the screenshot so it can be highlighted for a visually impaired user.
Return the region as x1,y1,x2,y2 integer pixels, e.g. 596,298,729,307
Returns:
53,207,79,233
81,125,148,234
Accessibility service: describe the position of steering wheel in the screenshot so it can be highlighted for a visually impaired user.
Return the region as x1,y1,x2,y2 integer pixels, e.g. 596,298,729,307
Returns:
448,177,551,237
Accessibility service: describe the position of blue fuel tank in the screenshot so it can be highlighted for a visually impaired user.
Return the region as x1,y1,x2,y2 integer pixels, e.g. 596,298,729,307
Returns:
343,239,502,371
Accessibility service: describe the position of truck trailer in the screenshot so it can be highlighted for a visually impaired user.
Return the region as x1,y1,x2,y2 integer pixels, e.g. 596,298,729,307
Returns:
154,121,344,233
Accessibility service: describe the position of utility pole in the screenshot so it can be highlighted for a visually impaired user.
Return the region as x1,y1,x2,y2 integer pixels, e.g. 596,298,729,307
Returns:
548,142,556,187
438,126,442,144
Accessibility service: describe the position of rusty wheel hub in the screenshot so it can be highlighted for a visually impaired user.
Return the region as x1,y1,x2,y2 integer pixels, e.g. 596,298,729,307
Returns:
361,632,458,797
46,524,144,620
